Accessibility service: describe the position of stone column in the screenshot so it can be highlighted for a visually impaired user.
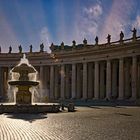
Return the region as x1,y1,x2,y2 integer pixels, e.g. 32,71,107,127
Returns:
100,62,105,99
112,61,118,98
8,67,12,80
54,66,59,99
82,62,87,99
7,67,13,101
40,66,44,88
106,60,111,99
50,65,54,99
138,62,140,98
94,61,99,99
36,66,40,81
72,63,76,99
39,66,45,100
118,58,124,99
0,67,3,98
131,56,137,99
88,63,93,99
76,64,81,99
60,64,65,99
46,66,50,98
124,60,131,98
65,65,70,99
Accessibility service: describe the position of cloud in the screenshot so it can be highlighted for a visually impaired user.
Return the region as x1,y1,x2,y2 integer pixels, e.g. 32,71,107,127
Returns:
133,15,140,29
100,0,135,43
40,27,51,53
84,3,102,19
76,2,103,43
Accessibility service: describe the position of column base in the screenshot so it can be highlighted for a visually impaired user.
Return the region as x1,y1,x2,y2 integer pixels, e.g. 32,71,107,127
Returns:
81,97,87,100
103,97,111,101
59,98,65,101
70,98,76,101
129,97,136,101
92,97,99,100
117,97,124,100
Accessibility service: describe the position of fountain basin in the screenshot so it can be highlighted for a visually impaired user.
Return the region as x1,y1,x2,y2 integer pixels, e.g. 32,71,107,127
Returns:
8,80,39,105
8,81,39,86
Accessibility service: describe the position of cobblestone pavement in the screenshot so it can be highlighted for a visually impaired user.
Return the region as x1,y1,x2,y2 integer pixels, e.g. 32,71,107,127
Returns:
0,106,140,140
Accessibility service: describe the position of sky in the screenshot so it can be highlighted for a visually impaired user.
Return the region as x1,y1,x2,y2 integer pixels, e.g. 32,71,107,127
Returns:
0,0,140,53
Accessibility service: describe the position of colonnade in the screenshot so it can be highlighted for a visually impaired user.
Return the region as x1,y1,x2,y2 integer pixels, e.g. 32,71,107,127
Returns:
40,55,140,100
0,55,140,101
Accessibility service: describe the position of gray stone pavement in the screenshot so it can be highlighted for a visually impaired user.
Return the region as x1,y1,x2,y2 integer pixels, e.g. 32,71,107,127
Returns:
0,106,140,140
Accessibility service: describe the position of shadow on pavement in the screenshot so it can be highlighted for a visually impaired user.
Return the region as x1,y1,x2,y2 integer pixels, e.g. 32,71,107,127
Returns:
115,113,132,116
4,113,48,123
87,106,101,109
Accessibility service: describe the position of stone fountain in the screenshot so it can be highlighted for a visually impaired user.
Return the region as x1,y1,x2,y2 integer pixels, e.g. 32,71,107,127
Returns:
0,54,60,113
8,54,39,105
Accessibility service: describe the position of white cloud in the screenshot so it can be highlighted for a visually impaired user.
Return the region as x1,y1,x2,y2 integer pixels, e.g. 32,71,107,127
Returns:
133,15,140,29
84,4,102,19
76,3,103,43
100,0,135,43
40,27,51,53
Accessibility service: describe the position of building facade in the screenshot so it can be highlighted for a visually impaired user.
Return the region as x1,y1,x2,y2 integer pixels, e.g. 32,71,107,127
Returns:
0,35,140,101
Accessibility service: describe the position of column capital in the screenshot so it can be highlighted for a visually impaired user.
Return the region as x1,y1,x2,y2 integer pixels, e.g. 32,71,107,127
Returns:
94,61,99,64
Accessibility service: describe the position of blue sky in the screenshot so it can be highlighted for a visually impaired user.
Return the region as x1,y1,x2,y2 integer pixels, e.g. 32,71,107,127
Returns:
0,0,140,53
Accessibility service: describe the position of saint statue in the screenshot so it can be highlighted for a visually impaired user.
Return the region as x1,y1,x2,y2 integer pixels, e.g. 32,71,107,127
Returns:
29,45,32,53
72,40,76,48
83,38,87,45
72,40,76,46
107,34,111,44
61,42,64,49
19,45,22,53
95,36,98,45
131,28,137,40
120,31,124,42
9,46,12,53
40,43,44,52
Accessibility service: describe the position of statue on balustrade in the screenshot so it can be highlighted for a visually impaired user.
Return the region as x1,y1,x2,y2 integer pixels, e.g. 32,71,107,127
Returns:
9,46,12,53
72,40,76,48
40,43,44,52
95,36,98,45
18,45,22,53
83,38,87,45
131,28,137,40
120,31,124,42
61,42,64,49
107,34,111,44
29,45,32,53
50,43,55,51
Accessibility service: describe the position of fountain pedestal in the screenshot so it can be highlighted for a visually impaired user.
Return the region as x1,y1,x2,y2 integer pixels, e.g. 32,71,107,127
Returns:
16,86,31,104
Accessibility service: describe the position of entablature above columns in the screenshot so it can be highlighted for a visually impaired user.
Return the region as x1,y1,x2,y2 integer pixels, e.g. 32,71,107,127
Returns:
0,38,140,66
